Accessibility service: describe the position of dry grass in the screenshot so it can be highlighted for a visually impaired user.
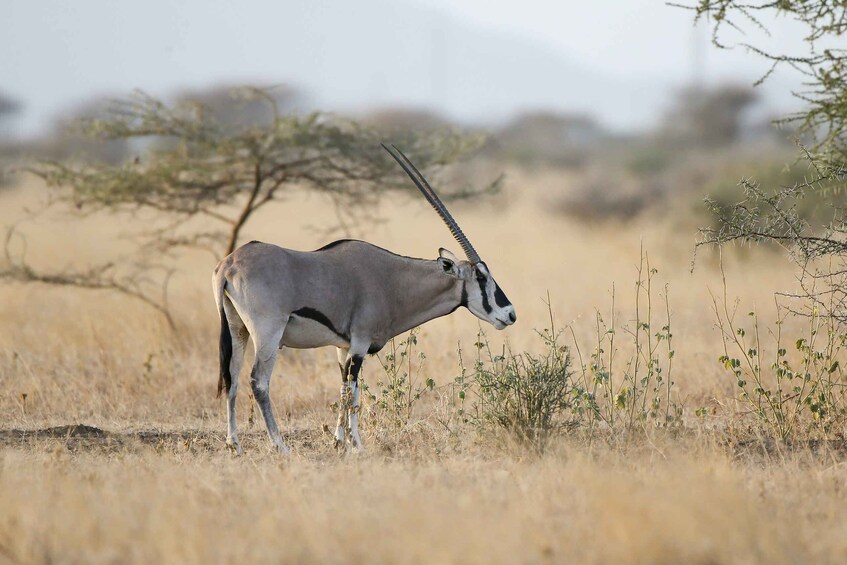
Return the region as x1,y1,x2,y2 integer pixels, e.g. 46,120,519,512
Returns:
1,171,846,563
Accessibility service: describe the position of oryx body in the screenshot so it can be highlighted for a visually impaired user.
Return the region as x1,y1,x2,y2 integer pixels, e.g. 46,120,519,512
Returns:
212,146,516,454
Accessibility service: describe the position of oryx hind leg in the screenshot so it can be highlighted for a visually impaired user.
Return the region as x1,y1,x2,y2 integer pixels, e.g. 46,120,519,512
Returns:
249,319,289,455
224,299,249,455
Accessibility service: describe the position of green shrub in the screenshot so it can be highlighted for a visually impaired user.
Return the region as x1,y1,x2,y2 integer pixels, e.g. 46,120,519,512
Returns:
711,268,847,439
466,323,573,448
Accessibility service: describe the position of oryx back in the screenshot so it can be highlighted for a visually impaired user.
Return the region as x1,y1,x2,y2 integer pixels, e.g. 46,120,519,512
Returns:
216,239,457,353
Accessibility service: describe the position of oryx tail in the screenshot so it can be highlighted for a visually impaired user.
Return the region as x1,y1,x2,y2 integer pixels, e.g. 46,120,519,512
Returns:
215,275,233,398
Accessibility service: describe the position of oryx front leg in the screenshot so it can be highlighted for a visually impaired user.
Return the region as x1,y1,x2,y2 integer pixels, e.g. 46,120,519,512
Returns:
348,360,364,450
335,347,365,451
334,347,350,448
250,324,289,455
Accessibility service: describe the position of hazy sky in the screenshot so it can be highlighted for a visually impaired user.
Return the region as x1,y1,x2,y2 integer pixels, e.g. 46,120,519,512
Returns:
1,0,809,137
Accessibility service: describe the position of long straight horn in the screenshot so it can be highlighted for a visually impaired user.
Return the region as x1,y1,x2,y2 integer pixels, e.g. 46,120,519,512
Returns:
382,143,482,264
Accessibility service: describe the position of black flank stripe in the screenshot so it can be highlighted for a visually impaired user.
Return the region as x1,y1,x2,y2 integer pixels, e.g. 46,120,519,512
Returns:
291,307,350,342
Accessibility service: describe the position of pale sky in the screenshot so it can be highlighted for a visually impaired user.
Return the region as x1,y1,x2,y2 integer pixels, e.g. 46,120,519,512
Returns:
1,0,810,138
418,0,808,79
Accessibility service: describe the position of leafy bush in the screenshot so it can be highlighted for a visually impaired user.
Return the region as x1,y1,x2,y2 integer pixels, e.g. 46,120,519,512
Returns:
447,251,681,450
711,267,847,439
465,323,573,447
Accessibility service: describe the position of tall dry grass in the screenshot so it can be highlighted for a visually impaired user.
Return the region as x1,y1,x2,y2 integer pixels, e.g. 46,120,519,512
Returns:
1,170,846,563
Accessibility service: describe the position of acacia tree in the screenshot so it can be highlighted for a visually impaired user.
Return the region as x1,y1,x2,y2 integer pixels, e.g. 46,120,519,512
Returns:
0,87,493,327
687,1,846,156
683,1,847,318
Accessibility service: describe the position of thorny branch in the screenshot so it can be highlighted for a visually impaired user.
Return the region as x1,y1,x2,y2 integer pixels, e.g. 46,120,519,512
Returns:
2,223,176,328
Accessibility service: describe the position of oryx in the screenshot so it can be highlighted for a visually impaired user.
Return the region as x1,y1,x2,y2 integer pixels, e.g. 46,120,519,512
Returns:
212,144,516,454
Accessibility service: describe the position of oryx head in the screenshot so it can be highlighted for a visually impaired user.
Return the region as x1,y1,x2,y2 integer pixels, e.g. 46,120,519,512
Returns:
383,144,517,330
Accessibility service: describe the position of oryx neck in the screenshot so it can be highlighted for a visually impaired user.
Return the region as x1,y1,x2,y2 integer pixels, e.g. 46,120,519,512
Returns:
387,258,464,336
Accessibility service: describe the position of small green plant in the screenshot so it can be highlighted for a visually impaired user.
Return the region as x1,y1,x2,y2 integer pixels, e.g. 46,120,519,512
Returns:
364,327,435,433
712,261,847,439
570,247,681,432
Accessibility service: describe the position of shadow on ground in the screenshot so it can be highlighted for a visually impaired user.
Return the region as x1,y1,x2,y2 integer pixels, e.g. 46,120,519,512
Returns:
0,424,326,455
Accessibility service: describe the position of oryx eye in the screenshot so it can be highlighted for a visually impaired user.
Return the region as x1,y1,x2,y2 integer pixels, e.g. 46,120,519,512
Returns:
475,271,486,282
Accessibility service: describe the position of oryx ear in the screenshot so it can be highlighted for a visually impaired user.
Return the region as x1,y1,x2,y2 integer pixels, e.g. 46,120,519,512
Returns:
439,248,460,263
437,256,457,275
437,248,460,277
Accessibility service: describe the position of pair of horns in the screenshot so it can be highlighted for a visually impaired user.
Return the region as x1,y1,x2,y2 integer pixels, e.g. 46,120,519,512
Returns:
382,143,481,265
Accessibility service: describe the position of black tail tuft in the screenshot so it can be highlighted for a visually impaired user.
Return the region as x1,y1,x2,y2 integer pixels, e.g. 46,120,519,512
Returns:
218,288,233,398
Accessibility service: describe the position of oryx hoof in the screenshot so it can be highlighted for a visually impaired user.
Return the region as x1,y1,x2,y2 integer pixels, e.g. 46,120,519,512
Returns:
226,440,243,457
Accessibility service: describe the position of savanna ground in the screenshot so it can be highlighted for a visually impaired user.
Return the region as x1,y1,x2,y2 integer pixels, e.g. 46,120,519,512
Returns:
2,165,847,564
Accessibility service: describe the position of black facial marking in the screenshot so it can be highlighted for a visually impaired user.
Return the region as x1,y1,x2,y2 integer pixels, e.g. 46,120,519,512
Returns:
460,284,468,308
477,276,492,314
291,307,350,342
494,284,511,308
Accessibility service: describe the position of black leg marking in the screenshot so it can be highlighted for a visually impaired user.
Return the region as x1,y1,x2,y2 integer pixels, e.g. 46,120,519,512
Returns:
349,355,364,382
339,355,364,382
